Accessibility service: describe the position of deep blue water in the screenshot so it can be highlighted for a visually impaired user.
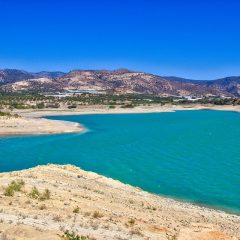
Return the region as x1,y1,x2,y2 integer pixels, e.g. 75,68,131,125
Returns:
1,110,240,213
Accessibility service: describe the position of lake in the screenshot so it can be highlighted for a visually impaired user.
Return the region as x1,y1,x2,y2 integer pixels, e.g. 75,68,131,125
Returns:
1,110,240,213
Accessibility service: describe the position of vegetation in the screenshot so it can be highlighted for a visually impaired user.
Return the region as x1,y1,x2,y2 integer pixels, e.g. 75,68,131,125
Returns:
73,207,80,213
121,103,135,108
0,111,12,117
36,102,45,109
166,234,177,240
4,179,25,196
92,211,104,218
0,111,18,118
29,186,40,199
29,187,50,201
128,218,135,225
62,231,93,240
0,92,240,111
40,188,51,200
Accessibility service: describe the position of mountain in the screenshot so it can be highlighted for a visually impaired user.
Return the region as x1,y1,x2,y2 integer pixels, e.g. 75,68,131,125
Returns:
0,68,240,97
202,77,240,97
0,69,35,84
165,76,240,97
34,71,65,78
0,69,65,85
164,76,204,83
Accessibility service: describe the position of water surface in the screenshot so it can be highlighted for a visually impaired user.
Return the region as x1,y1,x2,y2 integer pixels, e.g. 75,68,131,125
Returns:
1,110,240,213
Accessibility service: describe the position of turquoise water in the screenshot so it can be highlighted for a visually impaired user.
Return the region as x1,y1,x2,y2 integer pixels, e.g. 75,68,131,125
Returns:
1,110,240,213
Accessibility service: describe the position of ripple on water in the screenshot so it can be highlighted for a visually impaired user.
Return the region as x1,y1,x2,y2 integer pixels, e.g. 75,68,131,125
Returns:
0,110,240,213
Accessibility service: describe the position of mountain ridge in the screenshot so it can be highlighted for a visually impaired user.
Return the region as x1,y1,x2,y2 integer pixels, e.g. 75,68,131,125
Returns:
0,68,240,97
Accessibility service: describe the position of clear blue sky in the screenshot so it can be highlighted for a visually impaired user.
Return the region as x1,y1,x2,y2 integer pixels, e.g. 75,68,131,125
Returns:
0,0,240,79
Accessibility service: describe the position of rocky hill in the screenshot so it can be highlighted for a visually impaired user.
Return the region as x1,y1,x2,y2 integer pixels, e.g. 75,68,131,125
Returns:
0,69,240,97
0,69,65,85
0,69,35,84
165,76,240,97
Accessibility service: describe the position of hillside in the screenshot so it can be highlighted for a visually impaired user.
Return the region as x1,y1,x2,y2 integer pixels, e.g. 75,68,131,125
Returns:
0,164,239,240
0,69,240,97
165,76,240,96
0,69,35,84
0,69,65,85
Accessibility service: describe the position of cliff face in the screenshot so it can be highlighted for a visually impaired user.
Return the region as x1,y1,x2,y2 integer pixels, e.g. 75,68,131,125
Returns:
0,164,239,240
1,69,240,97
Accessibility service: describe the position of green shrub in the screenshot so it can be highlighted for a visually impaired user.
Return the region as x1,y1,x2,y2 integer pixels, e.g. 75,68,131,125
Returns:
63,231,91,240
4,186,14,197
0,111,11,117
4,179,25,196
0,111,18,118
68,105,77,109
121,103,135,108
29,186,40,199
40,189,50,201
36,102,45,109
29,187,51,201
92,211,103,218
166,235,177,240
73,207,80,214
128,218,135,225
46,103,60,108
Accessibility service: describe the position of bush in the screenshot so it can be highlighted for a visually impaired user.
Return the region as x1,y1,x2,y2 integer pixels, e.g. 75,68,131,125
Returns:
40,189,50,201
63,231,91,240
39,204,47,210
10,103,30,109
121,104,135,108
92,211,103,218
36,102,45,109
4,179,25,197
0,111,18,118
29,186,40,199
73,207,80,214
4,186,14,197
68,105,77,109
0,111,11,117
46,103,60,108
128,218,135,225
29,187,51,201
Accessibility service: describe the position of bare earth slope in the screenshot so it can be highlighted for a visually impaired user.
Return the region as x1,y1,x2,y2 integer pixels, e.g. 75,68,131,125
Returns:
0,164,239,240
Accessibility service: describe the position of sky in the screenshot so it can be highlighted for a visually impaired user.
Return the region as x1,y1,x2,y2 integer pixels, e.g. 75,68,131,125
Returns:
0,0,240,79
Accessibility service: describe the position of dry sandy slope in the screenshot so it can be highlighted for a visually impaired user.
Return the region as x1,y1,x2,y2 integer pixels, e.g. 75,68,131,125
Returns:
0,164,239,240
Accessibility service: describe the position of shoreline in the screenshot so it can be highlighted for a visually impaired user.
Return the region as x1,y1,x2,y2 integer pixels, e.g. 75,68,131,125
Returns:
0,164,239,239
1,103,239,136
1,163,239,217
0,115,84,136
16,104,240,118
1,103,237,136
